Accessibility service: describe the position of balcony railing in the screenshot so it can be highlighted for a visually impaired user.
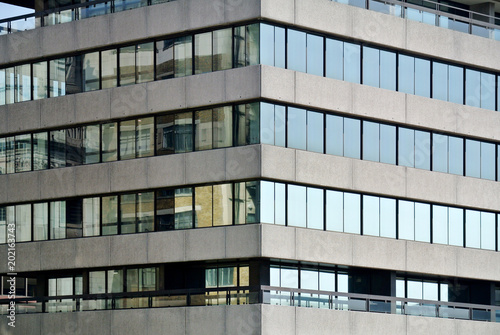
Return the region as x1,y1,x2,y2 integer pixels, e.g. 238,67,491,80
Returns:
331,0,500,41
0,0,173,35
1,285,499,323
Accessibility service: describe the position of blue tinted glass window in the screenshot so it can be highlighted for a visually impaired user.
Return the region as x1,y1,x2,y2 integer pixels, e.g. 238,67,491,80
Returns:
432,205,448,245
465,69,481,108
275,105,286,147
363,121,379,162
380,197,396,238
260,181,275,224
325,39,343,80
432,134,448,173
448,207,463,247
363,195,380,236
287,29,306,73
448,65,464,104
260,24,275,66
480,72,495,111
398,55,414,94
481,212,495,250
380,50,396,91
398,128,414,168
398,200,414,240
326,190,343,232
344,43,360,84
465,210,481,248
326,115,343,156
275,183,286,225
288,184,306,227
415,202,430,243
288,107,307,150
275,27,286,68
415,130,430,170
307,34,324,76
307,187,324,230
362,47,379,88
449,136,463,175
344,118,360,159
415,58,430,98
380,124,396,164
432,62,448,101
260,102,275,145
307,111,324,153
480,142,495,181
465,139,480,178
344,193,360,234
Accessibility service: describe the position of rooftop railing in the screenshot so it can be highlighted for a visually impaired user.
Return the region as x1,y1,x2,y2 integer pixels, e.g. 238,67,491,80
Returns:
0,0,173,35
331,0,500,41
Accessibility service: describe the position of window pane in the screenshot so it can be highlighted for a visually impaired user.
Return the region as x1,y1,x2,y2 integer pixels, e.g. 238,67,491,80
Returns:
260,24,275,66
175,188,193,229
362,46,379,88
83,197,100,237
449,136,463,175
275,183,286,225
465,69,481,108
398,200,414,240
138,192,154,232
83,51,100,91
414,130,430,170
195,32,212,74
136,42,154,83
288,107,307,150
213,106,233,148
432,205,448,245
120,120,136,160
344,118,360,159
195,186,213,228
156,39,174,80
15,134,31,173
156,189,174,230
66,128,83,167
50,130,66,168
326,115,343,156
274,27,286,68
432,134,447,173
108,270,123,293
0,69,5,106
102,122,118,162
156,114,175,155
448,207,463,247
89,271,106,294
380,50,396,91
307,34,323,76
213,28,232,71
415,202,430,243
480,142,495,181
175,112,193,153
363,195,380,236
275,105,286,147
33,132,48,171
213,184,233,227
307,187,323,230
307,111,324,153
448,65,464,104
398,128,414,168
174,36,193,77
244,181,259,224
415,58,430,98
344,192,360,234
33,202,48,241
246,23,260,66
344,42,360,84
423,282,438,301
465,139,480,178
287,29,306,73
480,72,495,111
380,197,396,238
465,210,480,248
82,125,100,164
234,102,260,146
398,55,414,94
66,199,83,238
137,117,154,158
120,194,136,234
432,62,448,101
481,212,495,250
33,61,48,100
380,124,396,164
5,67,14,104
260,102,275,145
281,267,299,289
288,184,306,228
363,121,379,162
50,201,66,239
195,109,213,151
119,46,136,86
260,181,275,224
326,190,343,232
15,64,31,102
325,39,343,80
5,137,14,174
101,49,118,88
16,204,31,242
65,56,82,94
102,196,118,235
0,138,5,174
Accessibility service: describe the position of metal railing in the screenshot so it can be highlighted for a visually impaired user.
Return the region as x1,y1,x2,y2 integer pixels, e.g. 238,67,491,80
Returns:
0,0,173,35
331,0,500,41
261,286,500,323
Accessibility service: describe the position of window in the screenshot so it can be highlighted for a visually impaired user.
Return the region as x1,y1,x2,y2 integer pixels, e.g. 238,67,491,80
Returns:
33,61,48,100
307,34,323,76
213,28,232,71
101,49,118,88
287,107,306,150
156,39,174,80
33,203,48,241
83,51,100,91
195,32,212,74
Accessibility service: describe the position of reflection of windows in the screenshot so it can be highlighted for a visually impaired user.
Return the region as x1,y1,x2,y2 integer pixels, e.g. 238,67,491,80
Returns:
205,266,245,288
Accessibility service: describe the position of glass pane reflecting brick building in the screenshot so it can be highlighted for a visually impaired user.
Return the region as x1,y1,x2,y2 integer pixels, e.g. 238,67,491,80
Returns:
1,0,500,334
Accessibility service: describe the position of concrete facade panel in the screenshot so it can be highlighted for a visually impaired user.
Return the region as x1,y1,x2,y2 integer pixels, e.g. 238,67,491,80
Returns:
352,84,406,123
147,230,186,264
456,247,500,282
456,177,500,211
1,314,42,335
6,100,41,133
147,154,186,189
109,234,148,266
352,160,406,198
75,89,111,124
5,28,41,64
296,307,350,335
225,65,261,101
40,95,76,129
405,95,457,133
111,309,148,335
260,224,296,260
260,0,294,24
296,150,353,189
455,106,500,141
0,106,6,135
296,228,353,267
39,168,76,200
185,149,226,184
185,0,225,30
455,318,500,335
407,315,456,335
147,307,186,335
226,305,262,335
225,145,261,180
352,235,406,271
224,0,261,23
406,241,458,278
147,0,187,37
6,172,40,203
40,22,77,57
75,236,111,268
11,241,41,273
295,0,352,37
185,227,226,261
75,14,110,51
109,158,149,193
108,7,148,45
110,85,148,119
261,145,296,182
185,71,225,108
40,239,77,270
406,169,457,205
146,79,187,113
351,311,407,335
260,66,295,103
74,163,111,197
225,224,261,259
40,313,79,335
261,304,296,335
186,305,226,335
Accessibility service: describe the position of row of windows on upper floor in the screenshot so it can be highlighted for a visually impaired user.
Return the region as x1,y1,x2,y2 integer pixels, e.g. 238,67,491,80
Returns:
1,22,500,111
1,101,499,183
1,180,500,253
